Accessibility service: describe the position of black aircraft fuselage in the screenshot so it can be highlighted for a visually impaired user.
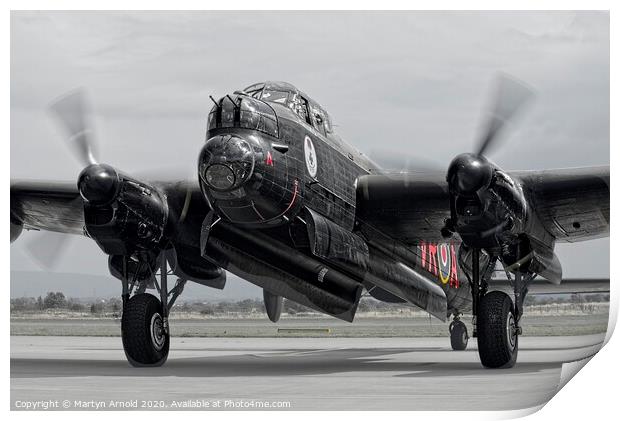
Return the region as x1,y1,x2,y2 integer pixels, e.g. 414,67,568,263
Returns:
192,81,469,321
200,81,364,229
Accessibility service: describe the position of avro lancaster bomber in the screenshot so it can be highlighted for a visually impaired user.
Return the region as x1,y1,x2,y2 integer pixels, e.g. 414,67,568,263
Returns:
11,77,609,368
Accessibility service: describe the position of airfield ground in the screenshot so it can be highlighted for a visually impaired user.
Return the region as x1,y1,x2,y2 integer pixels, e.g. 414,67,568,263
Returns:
10,313,609,337
11,334,606,411
11,311,610,411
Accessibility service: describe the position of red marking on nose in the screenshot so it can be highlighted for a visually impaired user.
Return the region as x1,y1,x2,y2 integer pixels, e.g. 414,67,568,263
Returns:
265,151,274,166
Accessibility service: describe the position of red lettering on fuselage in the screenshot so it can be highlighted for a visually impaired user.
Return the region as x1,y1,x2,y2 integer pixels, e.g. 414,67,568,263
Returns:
419,241,459,288
449,243,459,288
427,243,438,275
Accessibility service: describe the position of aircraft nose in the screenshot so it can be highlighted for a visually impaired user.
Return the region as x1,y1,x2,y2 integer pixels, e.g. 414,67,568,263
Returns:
198,135,255,192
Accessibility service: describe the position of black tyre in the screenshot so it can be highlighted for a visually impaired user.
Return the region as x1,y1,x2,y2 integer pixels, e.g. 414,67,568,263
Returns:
449,320,468,351
121,293,169,367
477,291,518,368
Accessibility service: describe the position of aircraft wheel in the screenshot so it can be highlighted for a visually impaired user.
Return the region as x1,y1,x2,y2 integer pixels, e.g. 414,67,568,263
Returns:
449,320,468,350
121,293,169,367
477,291,518,368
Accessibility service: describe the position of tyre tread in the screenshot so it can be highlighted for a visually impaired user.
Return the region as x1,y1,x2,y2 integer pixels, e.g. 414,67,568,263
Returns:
121,293,168,366
450,321,468,351
477,291,517,368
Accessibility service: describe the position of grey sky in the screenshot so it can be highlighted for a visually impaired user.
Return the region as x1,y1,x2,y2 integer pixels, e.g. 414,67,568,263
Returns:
10,11,609,298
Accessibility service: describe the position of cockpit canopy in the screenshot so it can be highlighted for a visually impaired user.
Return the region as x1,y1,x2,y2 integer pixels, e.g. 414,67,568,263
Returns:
240,82,334,135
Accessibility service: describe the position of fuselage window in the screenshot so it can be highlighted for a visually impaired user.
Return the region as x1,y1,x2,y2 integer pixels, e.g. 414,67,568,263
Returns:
324,114,333,134
291,96,311,126
243,83,265,95
248,89,263,99
261,90,289,104
312,109,327,136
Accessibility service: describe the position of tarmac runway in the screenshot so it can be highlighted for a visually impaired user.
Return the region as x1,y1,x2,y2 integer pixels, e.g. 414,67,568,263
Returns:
11,334,605,411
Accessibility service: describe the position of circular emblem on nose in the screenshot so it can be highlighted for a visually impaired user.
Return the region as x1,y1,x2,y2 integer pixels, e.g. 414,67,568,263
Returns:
304,136,318,178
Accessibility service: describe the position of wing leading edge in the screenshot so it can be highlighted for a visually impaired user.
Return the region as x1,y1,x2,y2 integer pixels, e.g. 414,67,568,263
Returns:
11,180,84,236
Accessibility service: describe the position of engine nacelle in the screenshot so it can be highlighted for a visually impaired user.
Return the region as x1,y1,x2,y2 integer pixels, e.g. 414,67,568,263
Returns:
450,157,528,252
448,156,563,282
84,173,168,256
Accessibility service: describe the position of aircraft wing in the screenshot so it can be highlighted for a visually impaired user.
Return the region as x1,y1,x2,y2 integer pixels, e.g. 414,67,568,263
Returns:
517,167,610,243
10,179,203,239
11,180,85,237
355,166,609,245
355,172,450,244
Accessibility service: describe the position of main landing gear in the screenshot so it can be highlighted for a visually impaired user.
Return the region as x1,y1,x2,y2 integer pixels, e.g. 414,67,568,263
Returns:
120,252,186,367
469,248,529,369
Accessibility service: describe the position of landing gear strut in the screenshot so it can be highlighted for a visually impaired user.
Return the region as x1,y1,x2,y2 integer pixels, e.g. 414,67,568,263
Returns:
120,252,186,367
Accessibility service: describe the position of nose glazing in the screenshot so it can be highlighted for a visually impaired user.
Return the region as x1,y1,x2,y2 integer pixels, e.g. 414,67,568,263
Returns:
199,135,255,192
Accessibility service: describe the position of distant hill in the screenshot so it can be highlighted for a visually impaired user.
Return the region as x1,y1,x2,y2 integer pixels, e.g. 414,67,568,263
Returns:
10,270,263,301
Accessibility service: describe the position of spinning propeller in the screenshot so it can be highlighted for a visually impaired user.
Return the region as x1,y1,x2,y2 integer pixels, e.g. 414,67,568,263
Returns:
370,74,533,190
26,90,193,268
366,74,534,243
49,89,99,167
25,89,106,268
49,90,123,206
446,74,534,197
442,74,534,242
